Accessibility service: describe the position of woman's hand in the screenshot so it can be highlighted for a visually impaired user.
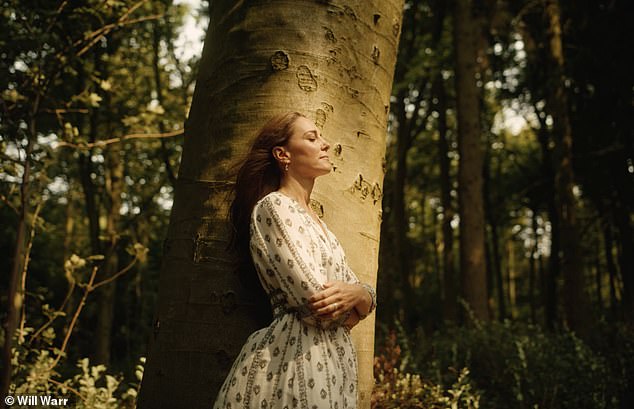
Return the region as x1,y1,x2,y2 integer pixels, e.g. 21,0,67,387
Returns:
308,281,367,320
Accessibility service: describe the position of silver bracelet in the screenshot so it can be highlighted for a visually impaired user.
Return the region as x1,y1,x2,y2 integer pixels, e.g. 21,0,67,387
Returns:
359,282,376,319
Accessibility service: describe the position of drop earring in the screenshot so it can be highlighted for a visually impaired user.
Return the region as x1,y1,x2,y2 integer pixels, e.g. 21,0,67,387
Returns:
284,162,289,172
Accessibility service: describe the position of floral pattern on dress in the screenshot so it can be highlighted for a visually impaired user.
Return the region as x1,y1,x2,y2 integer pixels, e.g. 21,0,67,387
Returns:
213,192,360,409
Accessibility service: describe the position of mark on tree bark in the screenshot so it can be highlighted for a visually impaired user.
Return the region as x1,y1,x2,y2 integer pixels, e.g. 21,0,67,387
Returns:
392,19,401,37
351,175,383,204
327,48,339,64
316,109,327,129
352,174,370,199
333,144,342,157
315,102,334,129
371,183,383,204
344,65,362,80
373,14,381,25
297,65,318,92
193,234,224,263
372,46,380,64
323,26,336,43
270,51,290,71
346,86,359,99
221,291,237,314
344,6,357,20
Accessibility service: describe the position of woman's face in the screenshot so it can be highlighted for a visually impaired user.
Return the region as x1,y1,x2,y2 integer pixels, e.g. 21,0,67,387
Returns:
278,116,331,178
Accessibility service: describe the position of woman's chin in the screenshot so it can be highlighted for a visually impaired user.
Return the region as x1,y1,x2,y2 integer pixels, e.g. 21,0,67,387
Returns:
317,165,332,176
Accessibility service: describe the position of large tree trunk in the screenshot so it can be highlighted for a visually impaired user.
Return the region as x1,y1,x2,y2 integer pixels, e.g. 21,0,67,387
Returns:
544,0,591,335
138,1,404,408
452,0,489,322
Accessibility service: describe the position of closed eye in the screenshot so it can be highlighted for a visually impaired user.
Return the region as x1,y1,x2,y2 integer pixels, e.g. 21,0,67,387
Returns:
304,130,319,142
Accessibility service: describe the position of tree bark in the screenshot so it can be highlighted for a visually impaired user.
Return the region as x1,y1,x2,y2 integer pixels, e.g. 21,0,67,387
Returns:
453,0,489,322
138,1,404,408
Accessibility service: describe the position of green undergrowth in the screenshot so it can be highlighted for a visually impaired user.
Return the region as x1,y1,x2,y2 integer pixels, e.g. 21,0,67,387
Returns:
373,319,634,409
8,327,144,409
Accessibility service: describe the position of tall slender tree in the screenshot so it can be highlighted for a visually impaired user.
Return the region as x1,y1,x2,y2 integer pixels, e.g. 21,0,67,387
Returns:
432,74,458,323
452,0,489,321
543,0,592,335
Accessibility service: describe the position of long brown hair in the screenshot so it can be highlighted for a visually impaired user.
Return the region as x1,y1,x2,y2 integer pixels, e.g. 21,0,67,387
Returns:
228,111,304,292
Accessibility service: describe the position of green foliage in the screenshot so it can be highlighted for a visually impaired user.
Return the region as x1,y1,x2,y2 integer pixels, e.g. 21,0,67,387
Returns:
379,321,634,409
373,332,481,409
1,0,198,383
10,327,144,409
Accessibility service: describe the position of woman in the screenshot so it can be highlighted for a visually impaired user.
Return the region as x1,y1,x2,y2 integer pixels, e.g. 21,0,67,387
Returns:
213,112,376,409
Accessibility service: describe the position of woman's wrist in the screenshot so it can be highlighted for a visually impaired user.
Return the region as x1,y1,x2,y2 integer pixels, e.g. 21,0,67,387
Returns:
343,308,360,330
355,282,376,320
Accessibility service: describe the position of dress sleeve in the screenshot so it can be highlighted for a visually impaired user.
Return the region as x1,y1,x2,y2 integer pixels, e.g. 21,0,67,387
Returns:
250,195,335,328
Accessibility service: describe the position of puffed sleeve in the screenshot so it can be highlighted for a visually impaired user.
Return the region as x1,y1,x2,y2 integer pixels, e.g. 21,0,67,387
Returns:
250,195,340,328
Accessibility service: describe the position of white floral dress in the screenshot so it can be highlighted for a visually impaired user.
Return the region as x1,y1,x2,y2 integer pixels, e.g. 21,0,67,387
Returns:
213,191,360,409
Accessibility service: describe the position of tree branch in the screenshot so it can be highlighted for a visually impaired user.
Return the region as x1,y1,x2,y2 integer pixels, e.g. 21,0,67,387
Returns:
0,193,20,214
91,256,138,291
47,377,87,405
18,200,45,344
55,129,183,150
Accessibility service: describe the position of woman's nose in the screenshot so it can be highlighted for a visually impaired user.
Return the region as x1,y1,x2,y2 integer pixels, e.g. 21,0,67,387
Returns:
321,139,330,151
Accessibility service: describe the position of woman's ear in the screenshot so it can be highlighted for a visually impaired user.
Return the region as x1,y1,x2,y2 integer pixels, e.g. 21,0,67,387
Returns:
272,146,289,161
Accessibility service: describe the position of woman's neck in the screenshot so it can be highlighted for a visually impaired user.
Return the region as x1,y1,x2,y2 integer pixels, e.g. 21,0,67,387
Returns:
278,176,314,207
